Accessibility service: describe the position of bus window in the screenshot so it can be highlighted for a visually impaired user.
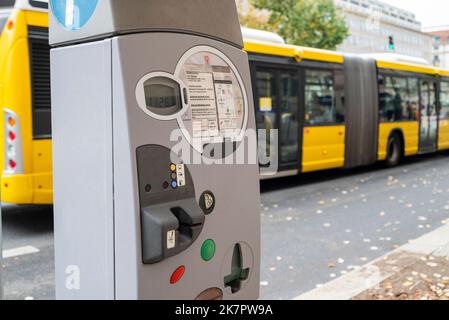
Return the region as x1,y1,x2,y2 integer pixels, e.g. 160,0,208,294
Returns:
0,0,15,8
440,82,449,119
255,69,277,164
304,70,339,125
419,79,438,152
420,81,435,116
279,71,299,164
0,0,13,31
378,75,418,122
408,78,419,121
334,70,345,123
29,0,49,9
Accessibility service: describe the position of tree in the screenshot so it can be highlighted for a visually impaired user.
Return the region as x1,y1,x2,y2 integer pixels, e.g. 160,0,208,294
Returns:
235,0,272,31
252,0,349,50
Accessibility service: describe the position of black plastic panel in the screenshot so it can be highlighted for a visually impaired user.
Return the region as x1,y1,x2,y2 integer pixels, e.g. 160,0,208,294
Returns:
28,26,51,139
137,145,204,264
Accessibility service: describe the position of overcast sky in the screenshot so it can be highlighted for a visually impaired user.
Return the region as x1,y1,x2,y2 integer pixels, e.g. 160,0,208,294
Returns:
381,0,449,28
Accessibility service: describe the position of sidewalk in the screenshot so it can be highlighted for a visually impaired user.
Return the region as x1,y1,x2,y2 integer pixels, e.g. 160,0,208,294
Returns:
295,223,449,300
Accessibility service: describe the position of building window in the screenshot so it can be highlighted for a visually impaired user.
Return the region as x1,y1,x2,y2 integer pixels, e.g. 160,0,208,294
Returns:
434,55,441,66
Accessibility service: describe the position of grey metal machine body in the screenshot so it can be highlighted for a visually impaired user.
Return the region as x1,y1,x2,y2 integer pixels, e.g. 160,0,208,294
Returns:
50,0,260,300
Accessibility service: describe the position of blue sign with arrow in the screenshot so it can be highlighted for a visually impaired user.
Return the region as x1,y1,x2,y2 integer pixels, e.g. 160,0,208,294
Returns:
50,0,99,31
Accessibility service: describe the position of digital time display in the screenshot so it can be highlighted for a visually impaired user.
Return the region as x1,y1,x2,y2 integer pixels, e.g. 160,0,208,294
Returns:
143,77,182,116
146,84,178,109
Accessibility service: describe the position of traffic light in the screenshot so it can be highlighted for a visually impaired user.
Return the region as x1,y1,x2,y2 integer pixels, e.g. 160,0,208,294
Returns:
388,36,395,51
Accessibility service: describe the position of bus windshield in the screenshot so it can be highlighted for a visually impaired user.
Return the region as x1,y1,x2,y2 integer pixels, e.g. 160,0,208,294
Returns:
0,0,14,8
29,0,48,9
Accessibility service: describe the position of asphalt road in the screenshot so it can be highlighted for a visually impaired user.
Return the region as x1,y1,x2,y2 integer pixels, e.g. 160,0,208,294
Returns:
1,205,54,300
1,152,449,300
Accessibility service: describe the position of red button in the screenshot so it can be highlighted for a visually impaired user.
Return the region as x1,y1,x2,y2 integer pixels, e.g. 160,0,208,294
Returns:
170,266,186,285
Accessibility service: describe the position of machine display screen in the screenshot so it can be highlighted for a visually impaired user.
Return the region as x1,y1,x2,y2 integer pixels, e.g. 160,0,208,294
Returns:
144,77,182,116
146,84,177,108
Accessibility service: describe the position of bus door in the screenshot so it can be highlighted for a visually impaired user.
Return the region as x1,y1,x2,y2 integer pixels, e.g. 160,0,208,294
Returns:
419,79,438,153
253,66,301,174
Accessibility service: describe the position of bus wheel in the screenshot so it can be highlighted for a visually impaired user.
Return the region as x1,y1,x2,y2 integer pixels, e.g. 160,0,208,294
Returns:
386,134,403,167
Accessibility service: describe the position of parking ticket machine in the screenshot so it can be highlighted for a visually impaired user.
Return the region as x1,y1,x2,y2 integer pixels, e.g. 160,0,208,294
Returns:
50,0,260,299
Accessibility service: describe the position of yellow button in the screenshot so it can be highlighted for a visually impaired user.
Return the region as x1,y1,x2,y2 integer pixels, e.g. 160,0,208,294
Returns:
170,164,177,172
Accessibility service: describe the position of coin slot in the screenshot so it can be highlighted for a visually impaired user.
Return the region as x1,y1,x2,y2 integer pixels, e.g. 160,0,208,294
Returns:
224,244,250,294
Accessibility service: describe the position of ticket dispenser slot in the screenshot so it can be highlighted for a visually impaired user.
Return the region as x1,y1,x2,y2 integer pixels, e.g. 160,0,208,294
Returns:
137,145,204,264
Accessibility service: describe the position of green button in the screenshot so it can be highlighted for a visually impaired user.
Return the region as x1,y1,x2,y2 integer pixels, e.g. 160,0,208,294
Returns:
201,240,216,261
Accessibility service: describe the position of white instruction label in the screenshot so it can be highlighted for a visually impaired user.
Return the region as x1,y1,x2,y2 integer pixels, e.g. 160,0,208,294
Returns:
167,230,176,250
176,164,186,187
179,50,246,145
185,64,220,138
213,66,238,137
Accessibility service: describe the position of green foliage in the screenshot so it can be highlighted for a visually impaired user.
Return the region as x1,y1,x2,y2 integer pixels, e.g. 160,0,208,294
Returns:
236,0,272,30
252,0,349,50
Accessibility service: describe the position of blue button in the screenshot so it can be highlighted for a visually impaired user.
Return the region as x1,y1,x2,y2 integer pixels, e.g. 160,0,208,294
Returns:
171,181,177,189
50,0,99,31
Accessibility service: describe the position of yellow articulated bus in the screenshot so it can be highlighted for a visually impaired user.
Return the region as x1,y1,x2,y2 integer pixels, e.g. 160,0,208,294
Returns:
246,41,449,177
0,0,50,204
1,2,449,205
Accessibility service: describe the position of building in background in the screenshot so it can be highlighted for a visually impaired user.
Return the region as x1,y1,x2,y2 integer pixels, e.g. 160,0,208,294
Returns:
335,0,432,63
237,0,433,63
424,26,449,69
